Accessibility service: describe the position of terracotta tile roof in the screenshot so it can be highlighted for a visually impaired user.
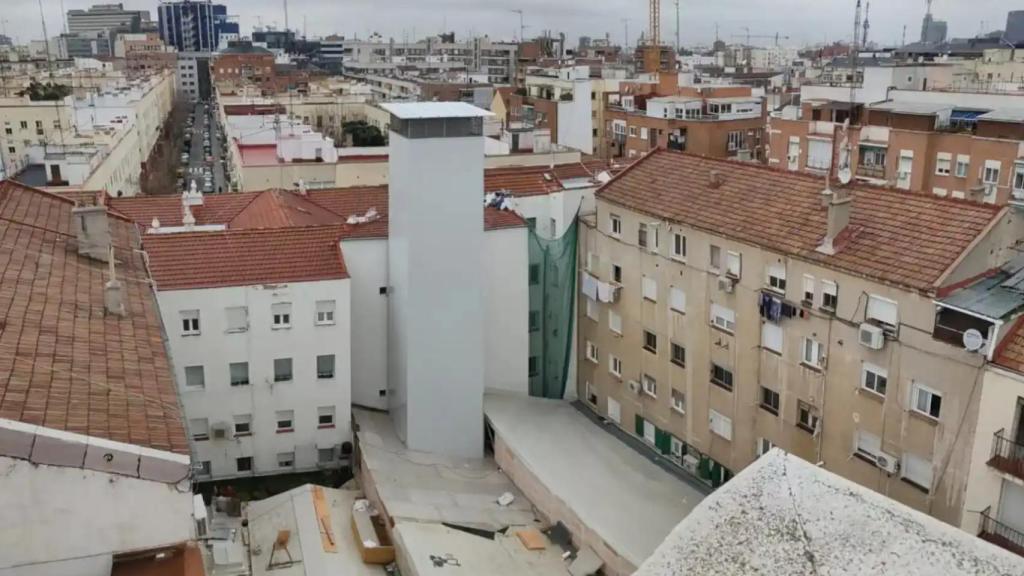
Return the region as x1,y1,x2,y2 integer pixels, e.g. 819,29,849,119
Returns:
144,226,350,291
598,150,1004,293
994,316,1024,374
485,166,564,197
109,192,260,228
0,180,188,454
227,190,347,229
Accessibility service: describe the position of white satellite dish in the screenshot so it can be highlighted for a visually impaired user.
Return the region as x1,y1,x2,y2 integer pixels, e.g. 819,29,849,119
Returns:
963,329,986,352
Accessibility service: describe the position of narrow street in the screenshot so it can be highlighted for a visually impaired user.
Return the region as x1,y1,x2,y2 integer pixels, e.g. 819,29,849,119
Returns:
182,99,228,194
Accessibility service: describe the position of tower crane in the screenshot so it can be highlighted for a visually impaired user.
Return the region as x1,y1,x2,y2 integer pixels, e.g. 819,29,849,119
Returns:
730,32,791,47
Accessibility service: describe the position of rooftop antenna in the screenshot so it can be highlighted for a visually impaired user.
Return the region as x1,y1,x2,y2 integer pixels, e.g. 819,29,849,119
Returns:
622,18,630,50
901,24,906,47
283,0,289,33
862,2,870,48
674,0,680,53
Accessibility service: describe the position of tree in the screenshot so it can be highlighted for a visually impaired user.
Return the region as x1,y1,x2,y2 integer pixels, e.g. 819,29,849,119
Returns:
17,81,72,101
342,121,387,147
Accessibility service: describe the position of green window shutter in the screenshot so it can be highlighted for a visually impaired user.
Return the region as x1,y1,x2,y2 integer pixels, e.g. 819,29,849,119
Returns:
655,429,671,455
635,414,644,436
698,455,712,480
711,461,723,488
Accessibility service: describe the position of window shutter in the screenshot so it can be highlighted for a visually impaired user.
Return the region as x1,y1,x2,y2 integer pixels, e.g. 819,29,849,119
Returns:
867,295,898,326
635,414,644,436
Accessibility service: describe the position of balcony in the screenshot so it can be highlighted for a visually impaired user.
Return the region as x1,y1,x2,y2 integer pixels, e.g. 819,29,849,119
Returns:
988,429,1024,481
979,506,1024,557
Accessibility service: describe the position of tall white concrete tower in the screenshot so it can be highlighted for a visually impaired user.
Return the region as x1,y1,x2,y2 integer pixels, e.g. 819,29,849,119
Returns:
383,102,492,459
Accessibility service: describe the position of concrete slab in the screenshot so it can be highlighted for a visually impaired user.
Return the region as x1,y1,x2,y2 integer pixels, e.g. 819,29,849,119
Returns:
484,392,706,571
354,409,538,531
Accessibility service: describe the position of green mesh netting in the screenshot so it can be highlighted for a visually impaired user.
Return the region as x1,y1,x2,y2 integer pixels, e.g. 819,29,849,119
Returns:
528,215,578,399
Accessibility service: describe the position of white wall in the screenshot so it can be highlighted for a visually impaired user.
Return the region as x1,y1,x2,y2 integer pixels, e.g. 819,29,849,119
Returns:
339,238,390,411
0,456,193,573
388,123,485,459
483,226,529,395
156,279,352,479
556,77,594,155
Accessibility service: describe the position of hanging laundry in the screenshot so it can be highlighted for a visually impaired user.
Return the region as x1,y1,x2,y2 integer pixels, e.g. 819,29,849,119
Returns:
769,297,782,322
581,272,599,300
597,281,613,303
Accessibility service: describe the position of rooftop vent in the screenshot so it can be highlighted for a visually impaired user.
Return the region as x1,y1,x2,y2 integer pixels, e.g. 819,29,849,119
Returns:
708,170,725,189
72,203,111,262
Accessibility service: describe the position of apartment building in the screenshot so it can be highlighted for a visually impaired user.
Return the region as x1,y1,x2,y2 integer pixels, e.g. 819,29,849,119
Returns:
603,75,766,161
509,66,596,155
769,97,1024,204
211,41,276,94
0,181,196,573
67,3,151,35
177,51,211,101
578,149,1024,525
341,36,517,84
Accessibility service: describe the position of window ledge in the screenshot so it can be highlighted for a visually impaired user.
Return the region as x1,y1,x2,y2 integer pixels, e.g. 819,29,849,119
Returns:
318,424,336,430
643,346,657,355
900,477,931,494
763,286,786,297
671,360,686,369
610,372,623,380
853,452,879,467
671,309,686,315
318,375,336,380
800,362,823,373
710,324,735,336
586,358,599,364
315,322,336,327
858,387,886,403
672,407,686,416
234,432,252,438
193,436,209,442
642,297,657,304
759,404,779,416
909,409,940,426
182,332,201,337
225,328,248,334
643,391,657,399
796,423,815,434
710,380,733,393
276,429,294,434
271,325,292,330
762,347,782,357
274,379,293,384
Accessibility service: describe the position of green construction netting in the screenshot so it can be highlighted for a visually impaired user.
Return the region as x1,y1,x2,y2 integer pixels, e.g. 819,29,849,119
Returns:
527,215,578,399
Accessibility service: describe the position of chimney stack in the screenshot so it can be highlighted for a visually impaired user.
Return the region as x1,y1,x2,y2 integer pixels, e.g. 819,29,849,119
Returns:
72,204,112,262
183,180,204,207
708,170,724,189
816,189,852,255
297,178,307,196
104,247,125,317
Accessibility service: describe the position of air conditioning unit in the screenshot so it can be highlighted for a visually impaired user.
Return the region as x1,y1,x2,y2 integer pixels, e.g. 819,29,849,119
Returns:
627,380,641,395
717,275,735,294
211,423,229,440
859,323,885,350
681,454,699,474
875,453,899,475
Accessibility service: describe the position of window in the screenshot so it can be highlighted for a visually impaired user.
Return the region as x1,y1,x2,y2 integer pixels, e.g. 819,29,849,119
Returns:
586,340,599,363
642,276,657,301
866,294,898,329
233,414,251,437
607,397,621,423
642,373,657,397
911,382,942,420
190,418,210,441
316,300,336,325
767,263,786,292
711,363,733,391
609,355,622,377
197,461,211,476
319,448,336,463
225,306,247,332
955,155,970,178
935,152,951,176
726,251,741,278
529,264,540,285
710,304,736,332
610,214,622,237
862,363,887,396
586,251,599,273
802,275,815,304
180,310,200,335
274,358,293,382
671,232,686,260
797,400,820,433
628,126,640,137
807,138,833,170
229,362,249,386
761,322,783,354
236,456,253,472
671,389,685,413
901,452,933,492
638,222,648,248
802,337,822,368
983,160,1001,185
276,410,294,432
317,354,335,379
709,409,733,441
727,130,742,152
709,245,721,271
19,121,27,130
278,452,295,468
671,342,686,367
821,280,838,311
528,355,539,377
609,310,623,334
583,381,598,404
612,264,623,284
855,429,882,461
318,406,336,427
530,309,542,330
670,287,686,313
185,365,205,388
760,387,780,415
643,330,657,353
272,303,292,328
1014,162,1024,195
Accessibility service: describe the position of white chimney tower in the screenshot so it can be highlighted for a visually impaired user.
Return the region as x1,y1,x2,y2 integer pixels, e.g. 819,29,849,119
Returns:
382,102,492,459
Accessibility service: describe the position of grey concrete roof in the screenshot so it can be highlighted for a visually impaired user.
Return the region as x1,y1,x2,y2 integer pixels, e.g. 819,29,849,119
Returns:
380,102,493,119
978,108,1024,123
484,392,706,568
939,256,1024,321
868,100,953,115
635,450,1024,576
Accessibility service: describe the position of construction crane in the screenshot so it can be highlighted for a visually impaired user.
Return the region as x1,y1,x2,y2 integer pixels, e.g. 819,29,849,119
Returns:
730,31,791,47
510,9,527,43
649,0,660,46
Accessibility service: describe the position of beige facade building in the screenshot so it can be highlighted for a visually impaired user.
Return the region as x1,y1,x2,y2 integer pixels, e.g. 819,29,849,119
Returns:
577,150,1024,527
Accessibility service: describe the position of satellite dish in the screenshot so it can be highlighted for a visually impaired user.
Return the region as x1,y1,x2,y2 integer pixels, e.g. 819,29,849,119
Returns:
963,329,986,352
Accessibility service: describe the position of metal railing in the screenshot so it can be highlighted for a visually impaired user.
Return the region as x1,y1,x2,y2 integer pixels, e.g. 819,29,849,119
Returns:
989,429,1024,481
979,506,1024,557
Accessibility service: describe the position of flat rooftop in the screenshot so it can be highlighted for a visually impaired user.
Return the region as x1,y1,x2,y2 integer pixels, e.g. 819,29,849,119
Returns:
380,101,493,119
354,409,537,531
979,108,1024,123
868,100,953,115
484,392,707,567
635,450,1024,576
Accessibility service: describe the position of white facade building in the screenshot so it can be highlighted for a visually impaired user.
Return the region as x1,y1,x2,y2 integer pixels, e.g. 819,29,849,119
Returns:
155,279,353,480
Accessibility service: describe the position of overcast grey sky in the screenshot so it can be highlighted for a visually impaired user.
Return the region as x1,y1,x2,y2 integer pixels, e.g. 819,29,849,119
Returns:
4,0,1017,48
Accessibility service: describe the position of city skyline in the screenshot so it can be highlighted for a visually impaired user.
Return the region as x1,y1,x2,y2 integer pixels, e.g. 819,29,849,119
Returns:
2,0,1017,49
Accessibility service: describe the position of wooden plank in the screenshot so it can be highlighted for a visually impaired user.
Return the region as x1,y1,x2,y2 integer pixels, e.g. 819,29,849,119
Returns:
515,528,548,551
312,486,338,553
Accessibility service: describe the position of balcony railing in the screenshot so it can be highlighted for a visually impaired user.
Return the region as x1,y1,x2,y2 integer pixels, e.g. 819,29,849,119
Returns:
856,164,886,179
979,506,1024,557
989,429,1024,481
